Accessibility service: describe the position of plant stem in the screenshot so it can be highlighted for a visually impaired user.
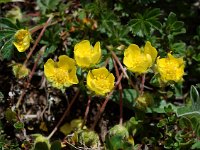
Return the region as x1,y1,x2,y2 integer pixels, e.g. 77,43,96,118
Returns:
48,89,80,139
140,74,146,95
82,95,92,128
91,73,123,130
113,58,123,125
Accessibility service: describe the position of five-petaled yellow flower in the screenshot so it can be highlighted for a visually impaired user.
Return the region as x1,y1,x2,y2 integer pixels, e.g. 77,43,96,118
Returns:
13,29,31,52
74,40,101,68
156,53,184,83
123,41,158,74
87,67,115,96
44,55,79,90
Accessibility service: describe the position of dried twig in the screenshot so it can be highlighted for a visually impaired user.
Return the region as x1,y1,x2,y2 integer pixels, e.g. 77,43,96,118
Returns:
48,89,80,139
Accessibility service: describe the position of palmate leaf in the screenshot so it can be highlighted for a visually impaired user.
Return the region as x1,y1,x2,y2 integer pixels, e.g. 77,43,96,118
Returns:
37,0,61,15
0,18,18,60
165,12,186,36
0,18,18,30
128,8,162,37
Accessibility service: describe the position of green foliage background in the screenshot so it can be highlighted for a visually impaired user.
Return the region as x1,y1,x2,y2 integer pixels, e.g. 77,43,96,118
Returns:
0,0,200,149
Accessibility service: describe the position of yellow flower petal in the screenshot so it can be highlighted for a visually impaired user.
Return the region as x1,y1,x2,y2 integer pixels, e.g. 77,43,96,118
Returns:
144,41,158,63
13,29,31,52
44,59,55,78
92,41,101,64
57,55,75,70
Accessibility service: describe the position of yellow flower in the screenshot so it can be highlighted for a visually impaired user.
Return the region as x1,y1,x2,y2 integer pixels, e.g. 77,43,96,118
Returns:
74,40,101,68
44,55,79,90
13,29,31,52
123,41,157,74
87,67,115,96
156,53,184,82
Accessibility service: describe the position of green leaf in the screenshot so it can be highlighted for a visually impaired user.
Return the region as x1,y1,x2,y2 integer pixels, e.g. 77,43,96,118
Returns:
0,18,18,30
37,0,61,15
0,30,16,41
5,108,17,122
192,141,200,149
177,85,200,116
170,42,186,55
190,85,200,105
129,8,161,37
111,89,138,109
14,121,24,129
50,140,61,150
0,37,14,60
34,142,49,150
176,86,200,136
165,12,186,37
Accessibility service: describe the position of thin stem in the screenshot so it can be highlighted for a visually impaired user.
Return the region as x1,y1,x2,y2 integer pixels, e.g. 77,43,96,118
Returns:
48,89,80,139
113,58,123,125
91,73,123,130
140,74,146,95
23,16,53,67
82,95,92,128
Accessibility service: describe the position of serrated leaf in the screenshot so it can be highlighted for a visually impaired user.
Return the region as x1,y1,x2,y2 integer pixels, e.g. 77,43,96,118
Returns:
0,18,18,30
37,0,61,15
129,8,161,37
0,37,14,60
0,30,16,41
145,8,160,19
170,42,186,55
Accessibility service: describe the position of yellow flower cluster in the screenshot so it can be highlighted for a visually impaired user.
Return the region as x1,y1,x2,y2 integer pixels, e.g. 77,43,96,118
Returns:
156,53,184,82
13,29,31,52
123,41,157,74
44,40,184,94
123,41,185,83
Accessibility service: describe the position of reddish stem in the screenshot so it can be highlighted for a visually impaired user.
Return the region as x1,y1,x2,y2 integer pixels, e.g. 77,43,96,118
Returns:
82,95,92,128
91,73,123,130
140,74,146,95
113,58,123,125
